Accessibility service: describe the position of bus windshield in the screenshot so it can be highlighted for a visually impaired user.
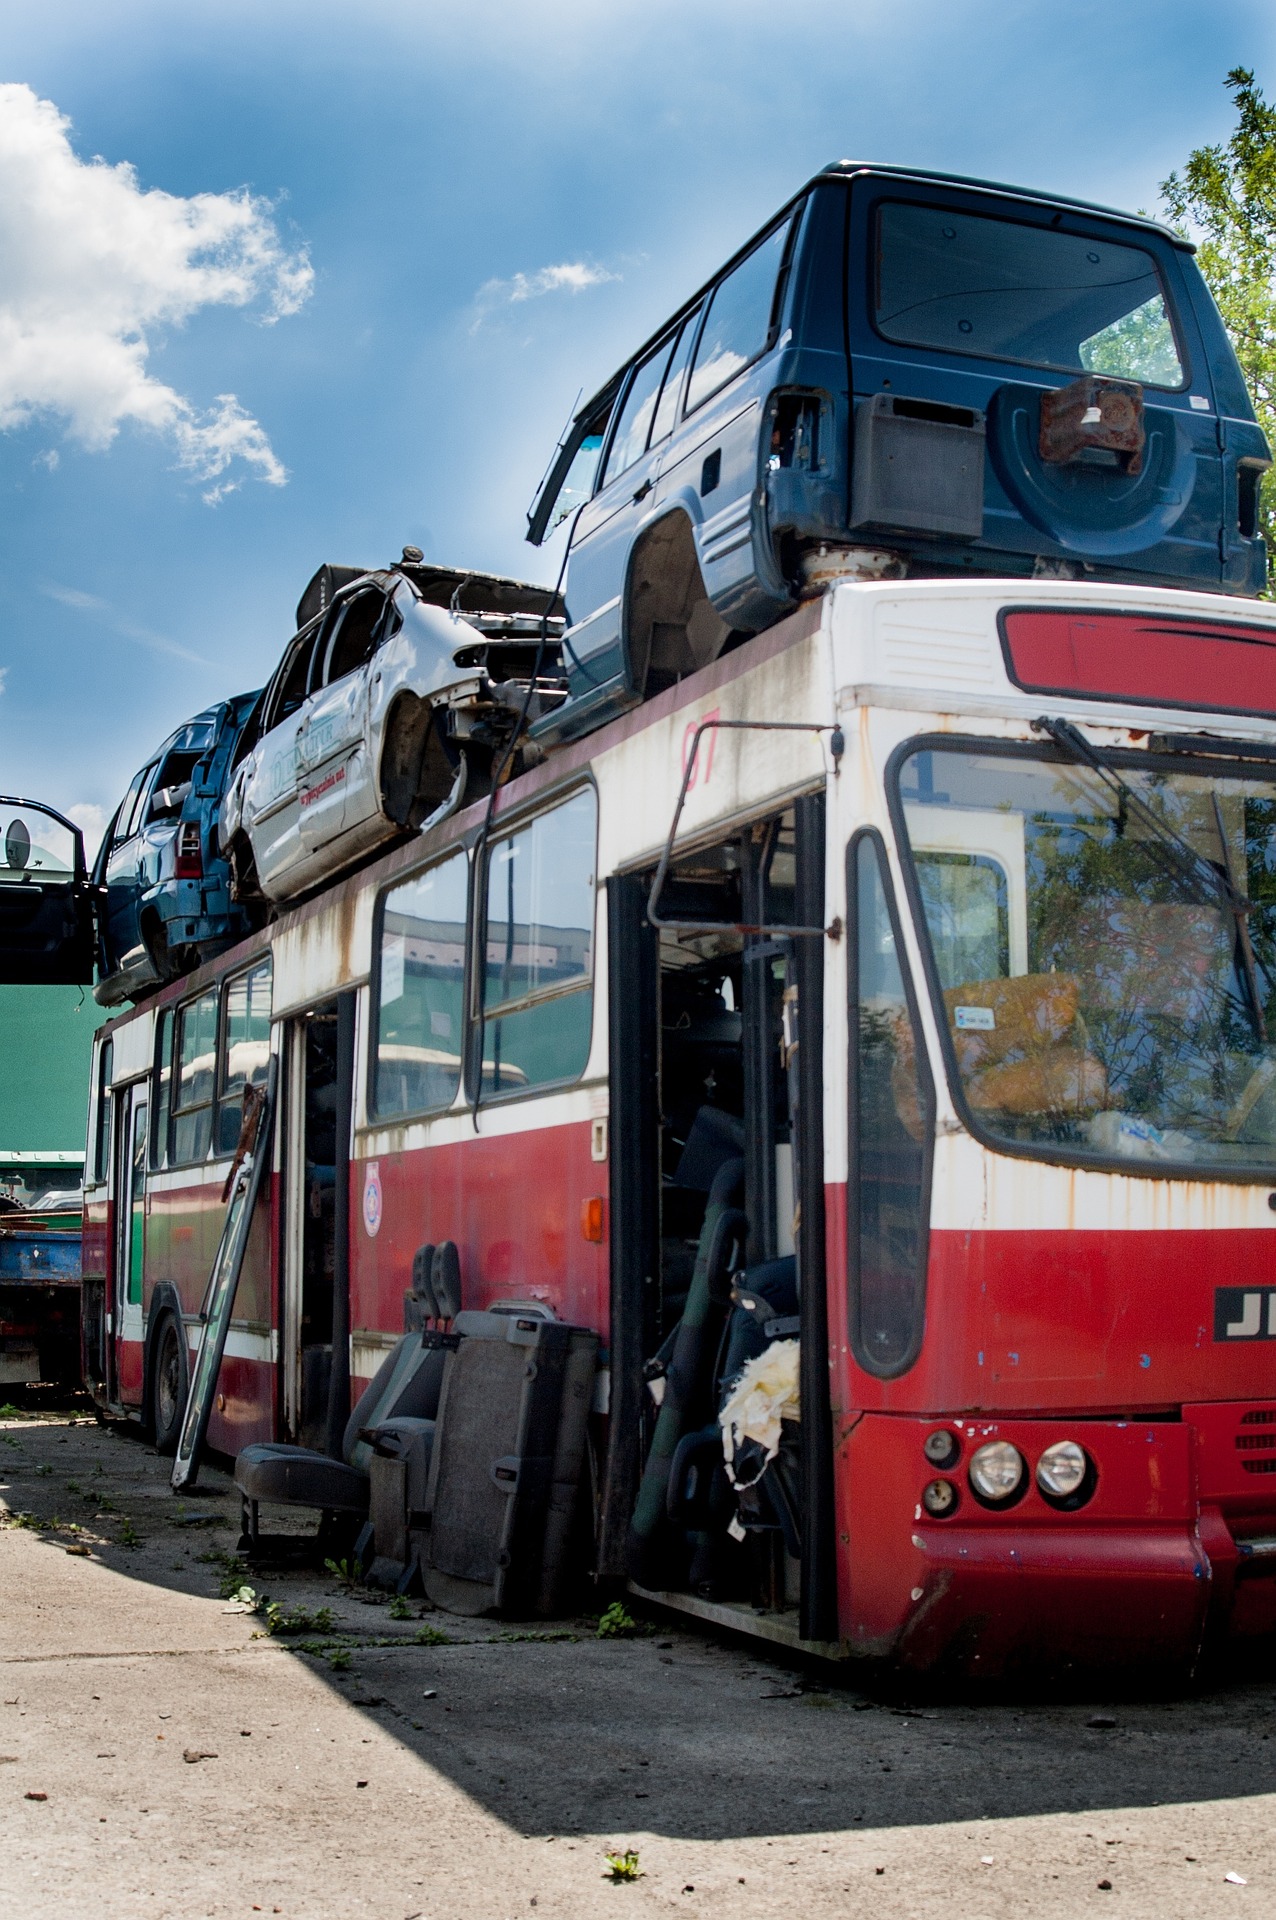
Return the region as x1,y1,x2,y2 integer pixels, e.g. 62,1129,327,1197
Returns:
897,743,1276,1175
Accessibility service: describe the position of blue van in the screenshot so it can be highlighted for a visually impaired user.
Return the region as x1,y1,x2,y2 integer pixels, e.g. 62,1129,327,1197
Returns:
93,691,261,1006
526,163,1270,740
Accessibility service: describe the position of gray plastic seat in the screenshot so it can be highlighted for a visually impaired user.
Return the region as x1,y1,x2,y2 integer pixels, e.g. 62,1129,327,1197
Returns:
234,1332,445,1518
234,1444,372,1514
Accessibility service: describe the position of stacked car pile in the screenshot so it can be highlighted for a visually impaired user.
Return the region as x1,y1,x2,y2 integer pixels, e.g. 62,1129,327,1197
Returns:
89,558,565,1007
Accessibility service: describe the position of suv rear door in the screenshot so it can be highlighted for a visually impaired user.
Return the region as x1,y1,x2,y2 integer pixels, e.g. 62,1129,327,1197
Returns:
0,797,95,984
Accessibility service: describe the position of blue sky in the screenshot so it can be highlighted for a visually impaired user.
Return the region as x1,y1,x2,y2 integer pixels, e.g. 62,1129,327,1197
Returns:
1,0,1274,846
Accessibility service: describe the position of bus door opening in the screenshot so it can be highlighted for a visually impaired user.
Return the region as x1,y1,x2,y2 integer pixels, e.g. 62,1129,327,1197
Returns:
283,1002,340,1450
622,797,832,1629
110,1081,147,1406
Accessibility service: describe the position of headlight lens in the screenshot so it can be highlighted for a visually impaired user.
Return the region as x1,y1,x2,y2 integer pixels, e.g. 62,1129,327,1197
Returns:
1037,1439,1089,1500
968,1440,1025,1503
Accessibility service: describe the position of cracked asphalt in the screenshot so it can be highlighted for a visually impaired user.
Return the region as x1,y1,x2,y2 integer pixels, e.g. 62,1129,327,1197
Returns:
3,1406,1276,1918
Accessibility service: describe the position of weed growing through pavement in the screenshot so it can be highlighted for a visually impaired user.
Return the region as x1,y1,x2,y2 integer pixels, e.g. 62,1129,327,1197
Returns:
262,1600,336,1637
327,1649,352,1672
388,1594,412,1620
413,1623,451,1646
323,1556,364,1589
496,1629,579,1643
118,1516,142,1550
596,1602,637,1638
603,1851,643,1882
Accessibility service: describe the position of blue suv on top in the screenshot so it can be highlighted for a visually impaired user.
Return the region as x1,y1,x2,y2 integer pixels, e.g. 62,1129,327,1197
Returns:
527,163,1271,742
92,690,261,1007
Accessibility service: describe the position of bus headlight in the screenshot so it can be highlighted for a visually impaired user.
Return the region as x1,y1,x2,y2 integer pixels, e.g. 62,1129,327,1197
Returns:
1036,1440,1091,1503
968,1441,1025,1504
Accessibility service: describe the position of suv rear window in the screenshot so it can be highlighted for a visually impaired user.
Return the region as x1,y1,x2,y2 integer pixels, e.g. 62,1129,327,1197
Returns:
875,201,1185,389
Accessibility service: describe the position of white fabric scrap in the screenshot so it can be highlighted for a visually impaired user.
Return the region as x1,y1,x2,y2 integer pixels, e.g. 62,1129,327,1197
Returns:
720,1338,800,1484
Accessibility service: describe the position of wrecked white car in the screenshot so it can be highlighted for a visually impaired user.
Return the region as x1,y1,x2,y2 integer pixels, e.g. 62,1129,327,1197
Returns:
220,554,564,907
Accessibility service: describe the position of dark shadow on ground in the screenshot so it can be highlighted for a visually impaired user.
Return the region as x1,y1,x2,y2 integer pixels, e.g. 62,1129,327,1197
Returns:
5,1400,1276,1842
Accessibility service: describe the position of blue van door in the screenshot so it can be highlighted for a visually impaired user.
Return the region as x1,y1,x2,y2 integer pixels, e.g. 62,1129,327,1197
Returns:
562,330,688,702
655,218,797,634
846,183,1227,591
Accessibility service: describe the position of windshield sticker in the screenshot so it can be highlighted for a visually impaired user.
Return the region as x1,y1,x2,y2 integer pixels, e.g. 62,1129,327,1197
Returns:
954,1005,996,1031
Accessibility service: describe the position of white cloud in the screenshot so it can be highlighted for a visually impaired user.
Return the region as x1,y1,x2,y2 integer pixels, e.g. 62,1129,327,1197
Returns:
67,801,107,848
0,83,311,495
42,582,207,664
471,259,618,330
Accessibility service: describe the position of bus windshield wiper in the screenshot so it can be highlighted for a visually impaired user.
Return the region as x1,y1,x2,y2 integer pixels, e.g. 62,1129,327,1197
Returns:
1035,714,1268,1045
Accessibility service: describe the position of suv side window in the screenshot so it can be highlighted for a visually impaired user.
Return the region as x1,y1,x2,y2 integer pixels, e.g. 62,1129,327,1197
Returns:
685,219,792,415
171,987,218,1164
601,336,677,488
113,766,154,847
477,786,597,1098
323,589,393,687
266,631,322,729
648,310,699,448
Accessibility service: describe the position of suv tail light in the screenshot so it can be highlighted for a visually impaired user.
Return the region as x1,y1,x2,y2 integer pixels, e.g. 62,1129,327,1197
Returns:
175,822,203,879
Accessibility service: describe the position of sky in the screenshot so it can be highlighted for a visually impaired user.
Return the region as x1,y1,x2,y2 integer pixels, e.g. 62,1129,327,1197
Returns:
1,0,1274,850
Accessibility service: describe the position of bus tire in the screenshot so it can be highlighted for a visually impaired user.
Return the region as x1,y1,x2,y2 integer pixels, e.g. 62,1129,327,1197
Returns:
150,1310,189,1455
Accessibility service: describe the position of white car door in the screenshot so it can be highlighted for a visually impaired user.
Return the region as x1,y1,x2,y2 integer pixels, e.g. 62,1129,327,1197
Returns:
294,587,393,862
237,626,325,899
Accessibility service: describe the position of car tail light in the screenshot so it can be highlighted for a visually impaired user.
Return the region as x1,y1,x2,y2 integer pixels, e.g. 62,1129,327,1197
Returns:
175,822,203,879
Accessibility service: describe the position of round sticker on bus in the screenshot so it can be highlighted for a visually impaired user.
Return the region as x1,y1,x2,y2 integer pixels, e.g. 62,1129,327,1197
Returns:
362,1161,382,1238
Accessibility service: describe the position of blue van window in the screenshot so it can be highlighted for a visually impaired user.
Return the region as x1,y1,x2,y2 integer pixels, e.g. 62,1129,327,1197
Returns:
876,202,1185,389
686,222,790,414
602,338,675,487
649,310,698,447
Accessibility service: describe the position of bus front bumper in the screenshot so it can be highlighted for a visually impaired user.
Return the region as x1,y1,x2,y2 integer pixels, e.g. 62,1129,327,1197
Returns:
841,1407,1276,1675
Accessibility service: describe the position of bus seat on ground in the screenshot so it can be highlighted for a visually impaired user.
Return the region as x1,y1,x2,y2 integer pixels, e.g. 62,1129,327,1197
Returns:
233,1331,445,1540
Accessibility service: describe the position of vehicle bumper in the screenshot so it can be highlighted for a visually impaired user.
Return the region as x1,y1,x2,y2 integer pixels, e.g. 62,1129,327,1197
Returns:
840,1406,1276,1675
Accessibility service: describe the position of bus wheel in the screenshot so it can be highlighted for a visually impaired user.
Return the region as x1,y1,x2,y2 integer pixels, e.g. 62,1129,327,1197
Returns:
151,1311,189,1455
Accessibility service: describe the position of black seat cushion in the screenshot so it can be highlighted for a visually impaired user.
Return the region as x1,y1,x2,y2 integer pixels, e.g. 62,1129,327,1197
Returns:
234,1332,446,1517
234,1443,370,1514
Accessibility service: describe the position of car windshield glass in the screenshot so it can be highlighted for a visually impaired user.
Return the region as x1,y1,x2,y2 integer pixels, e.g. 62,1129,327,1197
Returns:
0,803,77,881
876,202,1185,388
898,745,1276,1173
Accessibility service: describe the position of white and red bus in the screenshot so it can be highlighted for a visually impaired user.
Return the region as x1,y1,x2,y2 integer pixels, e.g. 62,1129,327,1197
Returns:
77,576,1276,1673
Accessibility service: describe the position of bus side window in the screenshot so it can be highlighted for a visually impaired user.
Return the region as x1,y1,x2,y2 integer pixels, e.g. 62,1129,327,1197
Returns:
477,786,597,1098
217,958,273,1153
848,830,933,1378
151,1011,172,1170
92,1037,113,1185
373,849,469,1120
171,988,219,1165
